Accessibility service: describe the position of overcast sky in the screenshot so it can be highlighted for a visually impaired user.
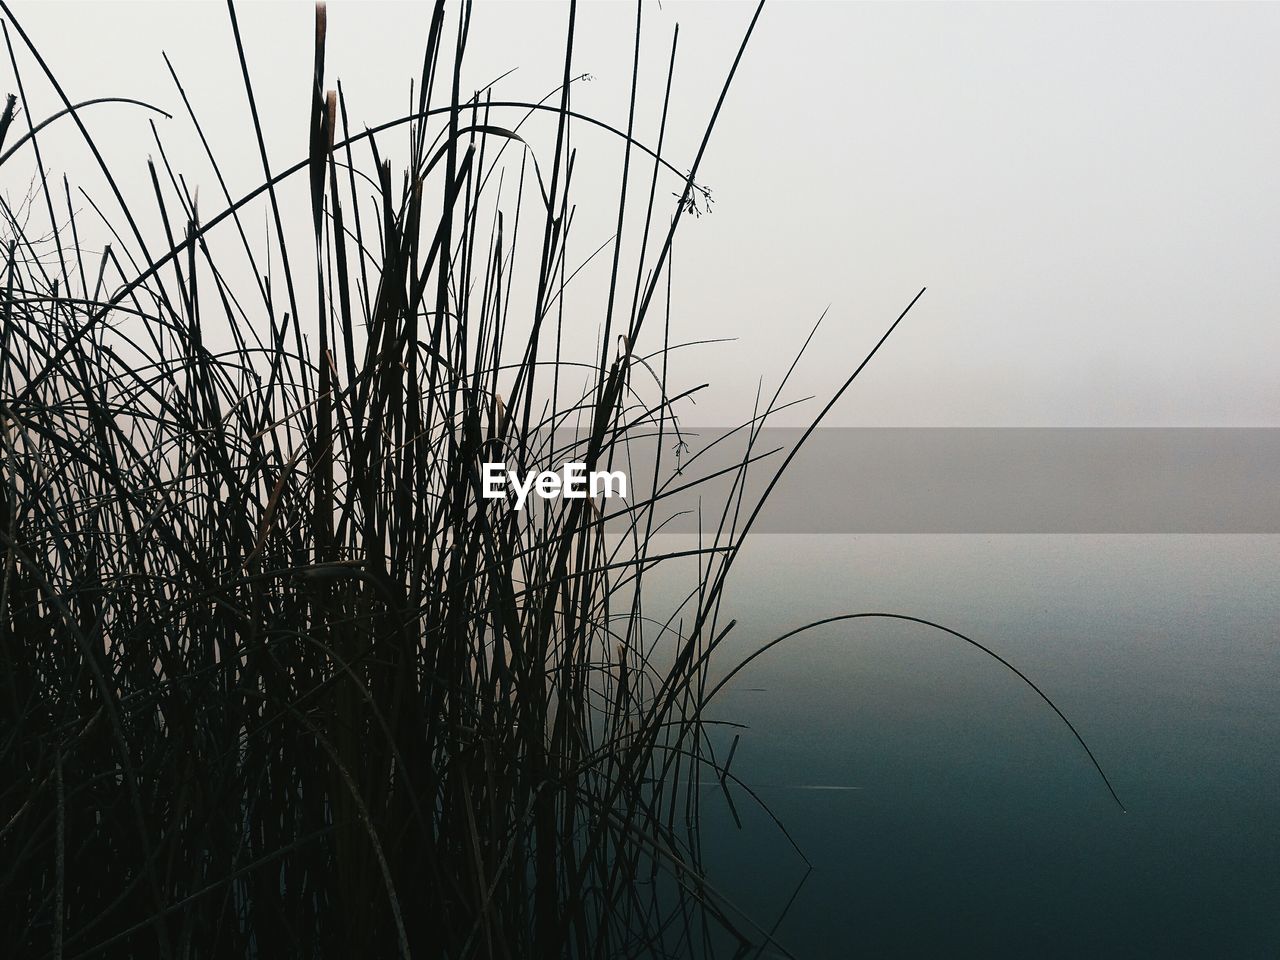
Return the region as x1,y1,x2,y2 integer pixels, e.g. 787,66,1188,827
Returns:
5,0,1278,426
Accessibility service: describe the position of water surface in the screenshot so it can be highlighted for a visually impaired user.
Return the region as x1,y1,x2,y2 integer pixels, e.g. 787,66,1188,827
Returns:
654,534,1279,957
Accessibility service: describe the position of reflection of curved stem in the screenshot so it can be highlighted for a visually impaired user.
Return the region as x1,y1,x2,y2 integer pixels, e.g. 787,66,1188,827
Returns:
0,97,173,167
708,612,1128,813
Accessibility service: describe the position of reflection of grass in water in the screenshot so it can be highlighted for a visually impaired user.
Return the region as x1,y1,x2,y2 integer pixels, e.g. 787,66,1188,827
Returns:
0,2,1116,957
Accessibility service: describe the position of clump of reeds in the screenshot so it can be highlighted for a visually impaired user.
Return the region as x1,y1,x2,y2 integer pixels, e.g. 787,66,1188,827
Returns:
0,2,1120,958
0,2,793,955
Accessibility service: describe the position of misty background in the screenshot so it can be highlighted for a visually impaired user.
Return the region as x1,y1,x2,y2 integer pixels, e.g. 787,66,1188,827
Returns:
6,0,1278,428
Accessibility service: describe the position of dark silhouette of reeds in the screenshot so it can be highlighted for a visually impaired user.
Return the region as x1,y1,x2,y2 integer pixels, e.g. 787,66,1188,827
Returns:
0,2,1119,957
0,2,795,955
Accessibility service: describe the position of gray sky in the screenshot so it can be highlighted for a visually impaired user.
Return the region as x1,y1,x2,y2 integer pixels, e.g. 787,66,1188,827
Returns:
5,0,1278,426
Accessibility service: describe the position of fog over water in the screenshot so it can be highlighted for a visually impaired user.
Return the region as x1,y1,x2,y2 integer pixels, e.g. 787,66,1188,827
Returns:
6,2,1277,955
8,0,1280,426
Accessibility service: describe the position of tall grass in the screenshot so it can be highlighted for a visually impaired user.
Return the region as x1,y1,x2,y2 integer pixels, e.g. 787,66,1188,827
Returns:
0,2,1120,958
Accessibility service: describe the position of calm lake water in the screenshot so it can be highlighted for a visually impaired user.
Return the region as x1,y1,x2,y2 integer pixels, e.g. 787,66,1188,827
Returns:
650,534,1279,958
